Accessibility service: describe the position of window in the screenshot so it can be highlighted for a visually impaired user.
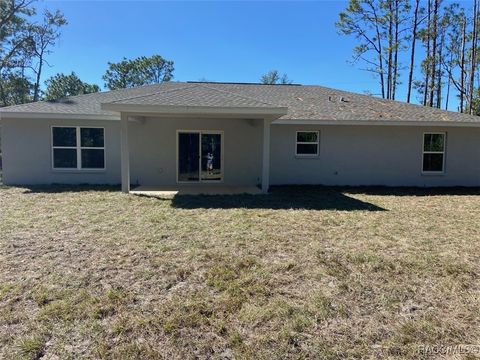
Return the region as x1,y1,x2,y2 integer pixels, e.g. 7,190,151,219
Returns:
52,127,77,168
296,131,319,156
52,127,105,170
422,133,445,173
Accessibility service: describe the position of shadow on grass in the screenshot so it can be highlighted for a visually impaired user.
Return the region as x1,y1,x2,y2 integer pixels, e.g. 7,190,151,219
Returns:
170,186,387,211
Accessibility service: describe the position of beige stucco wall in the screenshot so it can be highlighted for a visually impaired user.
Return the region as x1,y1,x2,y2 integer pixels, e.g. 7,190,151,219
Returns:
1,118,121,185
1,117,479,187
271,124,480,186
128,117,263,186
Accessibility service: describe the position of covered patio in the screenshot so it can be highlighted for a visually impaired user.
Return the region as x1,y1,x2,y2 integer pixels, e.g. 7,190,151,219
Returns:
100,84,288,194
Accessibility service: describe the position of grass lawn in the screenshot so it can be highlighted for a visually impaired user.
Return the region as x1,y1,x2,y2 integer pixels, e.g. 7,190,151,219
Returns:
0,185,479,359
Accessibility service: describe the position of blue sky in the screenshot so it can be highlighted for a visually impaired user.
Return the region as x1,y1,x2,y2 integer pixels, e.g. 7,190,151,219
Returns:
35,1,433,105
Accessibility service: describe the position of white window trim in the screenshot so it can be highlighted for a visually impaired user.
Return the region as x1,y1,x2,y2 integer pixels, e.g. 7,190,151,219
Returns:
51,126,106,171
295,130,320,157
422,132,446,175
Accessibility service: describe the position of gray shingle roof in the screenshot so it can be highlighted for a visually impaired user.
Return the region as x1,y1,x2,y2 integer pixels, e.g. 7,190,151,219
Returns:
107,84,279,108
2,81,480,124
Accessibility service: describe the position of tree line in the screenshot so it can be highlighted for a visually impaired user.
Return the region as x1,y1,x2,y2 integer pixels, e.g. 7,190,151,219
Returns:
42,55,174,101
337,0,480,114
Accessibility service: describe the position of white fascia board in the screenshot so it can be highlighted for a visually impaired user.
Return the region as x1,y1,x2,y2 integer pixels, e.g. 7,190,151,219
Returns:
0,112,120,121
100,103,288,117
272,119,480,127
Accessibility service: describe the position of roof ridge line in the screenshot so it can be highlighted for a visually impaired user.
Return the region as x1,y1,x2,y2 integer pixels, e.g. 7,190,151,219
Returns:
197,83,281,107
106,84,200,104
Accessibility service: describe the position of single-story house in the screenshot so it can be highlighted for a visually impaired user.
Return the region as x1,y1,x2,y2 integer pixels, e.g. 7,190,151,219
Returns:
0,81,479,193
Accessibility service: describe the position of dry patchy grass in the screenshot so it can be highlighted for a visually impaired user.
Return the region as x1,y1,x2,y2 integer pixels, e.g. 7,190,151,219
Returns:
0,185,479,359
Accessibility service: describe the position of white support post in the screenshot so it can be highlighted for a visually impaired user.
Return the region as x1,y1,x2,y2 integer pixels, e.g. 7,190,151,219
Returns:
262,118,271,193
120,113,130,193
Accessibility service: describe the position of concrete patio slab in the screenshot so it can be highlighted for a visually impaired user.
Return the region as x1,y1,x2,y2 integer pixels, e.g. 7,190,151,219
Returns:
130,185,263,198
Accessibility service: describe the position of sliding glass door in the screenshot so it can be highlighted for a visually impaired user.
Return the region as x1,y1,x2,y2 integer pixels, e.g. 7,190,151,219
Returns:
178,132,200,182
178,131,223,182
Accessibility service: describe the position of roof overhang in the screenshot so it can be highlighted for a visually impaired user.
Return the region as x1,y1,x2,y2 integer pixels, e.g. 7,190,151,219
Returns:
2,110,479,127
0,112,120,121
100,103,288,120
273,119,480,127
